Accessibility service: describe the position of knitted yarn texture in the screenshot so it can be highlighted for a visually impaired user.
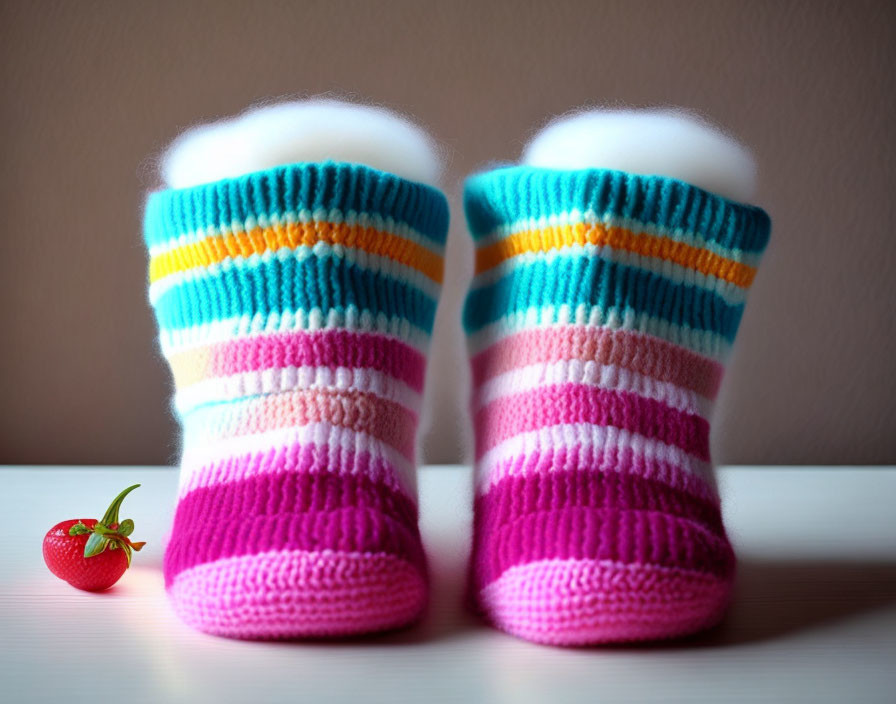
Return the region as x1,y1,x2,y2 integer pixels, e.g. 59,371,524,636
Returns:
463,166,771,645
144,161,449,638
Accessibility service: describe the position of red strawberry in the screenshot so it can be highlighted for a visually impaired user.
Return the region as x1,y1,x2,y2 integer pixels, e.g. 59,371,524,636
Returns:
42,484,147,591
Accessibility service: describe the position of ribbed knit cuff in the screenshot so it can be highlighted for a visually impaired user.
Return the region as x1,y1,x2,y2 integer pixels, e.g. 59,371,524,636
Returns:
464,166,770,253
145,161,449,250
143,161,450,339
462,166,771,357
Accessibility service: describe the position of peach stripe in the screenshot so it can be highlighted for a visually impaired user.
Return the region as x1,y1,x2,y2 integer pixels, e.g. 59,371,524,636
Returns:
185,387,417,461
470,325,724,399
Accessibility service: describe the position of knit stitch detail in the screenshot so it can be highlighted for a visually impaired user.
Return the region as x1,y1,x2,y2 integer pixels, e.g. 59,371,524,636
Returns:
464,166,770,645
145,161,448,638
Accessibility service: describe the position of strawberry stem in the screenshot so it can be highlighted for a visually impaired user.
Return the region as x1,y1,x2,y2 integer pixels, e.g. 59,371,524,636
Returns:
79,484,146,566
100,484,141,527
68,522,90,536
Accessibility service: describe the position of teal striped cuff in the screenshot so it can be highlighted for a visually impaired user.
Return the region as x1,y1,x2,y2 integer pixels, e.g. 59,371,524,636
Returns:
144,161,449,250
464,166,770,255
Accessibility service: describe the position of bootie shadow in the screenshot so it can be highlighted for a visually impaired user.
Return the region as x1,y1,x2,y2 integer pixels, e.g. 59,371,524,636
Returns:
629,556,896,649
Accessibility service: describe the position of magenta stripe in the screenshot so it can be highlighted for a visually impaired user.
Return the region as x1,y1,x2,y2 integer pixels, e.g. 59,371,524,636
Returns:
485,443,717,505
207,329,426,391
472,471,732,587
475,384,710,460
479,470,723,533
163,470,423,586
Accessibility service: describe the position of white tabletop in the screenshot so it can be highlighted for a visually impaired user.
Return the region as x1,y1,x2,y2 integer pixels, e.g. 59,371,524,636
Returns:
2,465,895,703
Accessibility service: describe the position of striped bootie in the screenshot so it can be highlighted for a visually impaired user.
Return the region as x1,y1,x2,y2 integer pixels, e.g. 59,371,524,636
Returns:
143,101,448,638
463,110,772,645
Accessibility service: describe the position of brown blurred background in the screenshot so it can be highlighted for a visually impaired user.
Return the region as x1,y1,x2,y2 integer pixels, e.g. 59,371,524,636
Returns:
2,0,894,466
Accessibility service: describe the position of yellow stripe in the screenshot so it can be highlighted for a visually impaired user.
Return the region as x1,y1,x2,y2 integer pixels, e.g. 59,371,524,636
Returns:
150,221,443,285
476,222,756,288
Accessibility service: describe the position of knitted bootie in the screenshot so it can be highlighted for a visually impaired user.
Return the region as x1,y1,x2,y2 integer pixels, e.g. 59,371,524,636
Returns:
462,110,771,645
143,101,449,638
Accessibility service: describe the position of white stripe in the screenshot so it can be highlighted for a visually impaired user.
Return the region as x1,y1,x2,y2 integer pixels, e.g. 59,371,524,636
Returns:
148,207,445,258
474,422,713,496
177,421,417,499
157,307,430,359
474,359,714,417
173,365,422,417
474,208,763,268
465,304,730,362
470,242,748,306
149,241,440,304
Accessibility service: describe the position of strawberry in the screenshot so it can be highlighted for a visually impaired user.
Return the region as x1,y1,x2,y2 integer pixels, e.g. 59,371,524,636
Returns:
42,484,147,591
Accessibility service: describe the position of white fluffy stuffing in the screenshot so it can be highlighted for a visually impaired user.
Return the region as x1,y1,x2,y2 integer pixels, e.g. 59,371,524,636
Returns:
161,99,444,189
522,108,757,202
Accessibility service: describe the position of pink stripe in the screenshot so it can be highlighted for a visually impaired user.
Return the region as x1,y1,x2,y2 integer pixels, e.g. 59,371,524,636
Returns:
180,439,412,501
475,384,710,461
484,443,717,505
471,325,723,399
207,329,426,391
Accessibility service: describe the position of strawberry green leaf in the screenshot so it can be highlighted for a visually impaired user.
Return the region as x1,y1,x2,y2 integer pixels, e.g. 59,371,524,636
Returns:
84,533,109,558
118,519,134,537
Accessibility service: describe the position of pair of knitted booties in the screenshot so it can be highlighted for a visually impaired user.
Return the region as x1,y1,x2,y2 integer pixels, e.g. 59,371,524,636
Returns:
144,100,770,646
